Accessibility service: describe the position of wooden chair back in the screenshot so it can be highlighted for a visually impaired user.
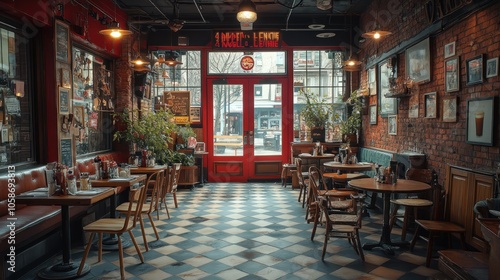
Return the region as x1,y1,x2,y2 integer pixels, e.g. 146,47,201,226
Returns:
144,171,164,215
291,143,316,163
123,184,147,231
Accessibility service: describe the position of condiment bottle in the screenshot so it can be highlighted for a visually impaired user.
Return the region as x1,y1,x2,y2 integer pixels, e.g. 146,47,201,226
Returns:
67,170,77,195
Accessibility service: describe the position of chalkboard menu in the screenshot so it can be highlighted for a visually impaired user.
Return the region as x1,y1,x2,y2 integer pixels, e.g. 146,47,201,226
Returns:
60,138,73,167
163,91,190,124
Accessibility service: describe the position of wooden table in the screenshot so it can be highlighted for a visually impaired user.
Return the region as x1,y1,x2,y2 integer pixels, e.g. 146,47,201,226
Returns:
16,188,115,279
323,162,373,173
298,153,336,170
348,178,430,255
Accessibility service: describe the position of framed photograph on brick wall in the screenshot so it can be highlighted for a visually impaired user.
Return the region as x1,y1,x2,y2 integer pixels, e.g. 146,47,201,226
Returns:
388,115,397,135
424,92,437,118
445,57,459,92
486,57,498,78
466,55,483,85
369,105,377,124
444,42,455,58
442,96,457,122
466,97,495,146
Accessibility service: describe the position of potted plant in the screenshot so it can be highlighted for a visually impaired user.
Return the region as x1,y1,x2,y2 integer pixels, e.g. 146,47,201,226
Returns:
299,89,339,142
175,125,196,150
340,90,363,146
113,108,176,165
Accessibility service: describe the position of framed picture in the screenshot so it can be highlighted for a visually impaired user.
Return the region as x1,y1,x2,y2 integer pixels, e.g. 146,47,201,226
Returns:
368,67,377,96
195,142,205,152
406,37,431,83
73,105,85,128
369,105,377,124
409,93,419,118
466,97,495,146
388,115,397,135
60,67,71,88
58,87,70,114
424,92,437,118
190,106,201,126
445,57,459,92
466,55,483,85
486,57,498,78
444,42,455,58
442,96,457,122
378,59,397,117
55,19,70,63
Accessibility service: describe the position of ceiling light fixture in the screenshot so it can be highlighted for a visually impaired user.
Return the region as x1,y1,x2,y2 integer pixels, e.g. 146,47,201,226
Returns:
316,0,332,11
316,32,335,38
343,15,362,72
237,0,257,30
131,26,147,66
361,0,392,39
98,4,132,38
164,51,183,67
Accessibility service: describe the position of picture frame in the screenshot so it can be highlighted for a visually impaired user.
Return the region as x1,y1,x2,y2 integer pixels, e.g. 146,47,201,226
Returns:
60,67,71,88
466,97,495,146
442,96,457,122
378,59,397,117
58,87,70,114
55,19,70,63
445,57,460,92
486,57,498,78
466,55,483,85
195,142,205,152
409,93,419,118
368,67,377,96
190,106,201,126
444,41,456,58
388,115,397,135
424,92,437,118
406,37,431,83
369,105,377,124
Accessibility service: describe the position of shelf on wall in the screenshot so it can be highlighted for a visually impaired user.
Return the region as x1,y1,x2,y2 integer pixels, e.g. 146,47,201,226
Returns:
384,93,411,98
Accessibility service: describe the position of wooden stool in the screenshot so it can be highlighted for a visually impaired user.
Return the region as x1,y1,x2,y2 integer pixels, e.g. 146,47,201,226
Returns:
281,163,296,188
389,197,433,241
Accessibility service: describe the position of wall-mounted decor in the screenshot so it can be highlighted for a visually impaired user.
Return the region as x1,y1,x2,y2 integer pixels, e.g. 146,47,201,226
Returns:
55,19,70,63
190,106,201,125
406,37,431,83
444,41,455,58
445,57,459,92
195,142,205,152
368,67,377,96
378,59,397,117
164,91,191,124
424,92,437,118
388,115,397,135
486,57,498,78
369,105,377,124
442,96,457,122
466,97,495,146
409,93,419,118
59,138,74,167
60,67,71,88
58,87,70,114
466,55,483,85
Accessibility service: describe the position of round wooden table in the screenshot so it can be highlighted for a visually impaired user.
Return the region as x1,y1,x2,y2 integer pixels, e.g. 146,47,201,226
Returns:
323,161,373,173
298,153,336,170
348,178,431,255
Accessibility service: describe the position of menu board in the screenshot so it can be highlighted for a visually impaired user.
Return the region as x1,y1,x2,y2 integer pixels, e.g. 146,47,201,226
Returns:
60,138,73,167
163,91,190,124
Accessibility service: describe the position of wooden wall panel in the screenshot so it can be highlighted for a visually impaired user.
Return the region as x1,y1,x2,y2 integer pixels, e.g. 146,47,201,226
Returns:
254,161,281,176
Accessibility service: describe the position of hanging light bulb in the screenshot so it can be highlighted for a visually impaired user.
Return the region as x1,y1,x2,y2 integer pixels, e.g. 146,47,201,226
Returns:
98,4,132,38
154,79,164,86
162,69,170,79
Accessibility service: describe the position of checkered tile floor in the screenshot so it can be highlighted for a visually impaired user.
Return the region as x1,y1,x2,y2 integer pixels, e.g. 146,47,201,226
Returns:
21,182,451,280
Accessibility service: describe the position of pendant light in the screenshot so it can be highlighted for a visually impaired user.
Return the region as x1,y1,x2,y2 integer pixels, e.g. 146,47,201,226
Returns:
164,51,183,66
99,3,132,38
343,15,362,72
131,26,146,66
361,0,392,40
237,0,257,30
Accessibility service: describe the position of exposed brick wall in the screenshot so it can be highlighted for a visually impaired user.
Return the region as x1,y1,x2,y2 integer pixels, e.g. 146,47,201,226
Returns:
358,0,500,184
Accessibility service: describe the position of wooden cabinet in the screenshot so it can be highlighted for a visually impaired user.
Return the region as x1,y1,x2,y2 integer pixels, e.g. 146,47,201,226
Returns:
445,165,495,252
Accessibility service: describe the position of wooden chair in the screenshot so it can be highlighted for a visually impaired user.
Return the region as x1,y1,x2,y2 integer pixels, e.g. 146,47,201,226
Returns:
116,170,164,251
295,158,309,207
409,172,466,267
160,163,182,218
78,184,147,280
389,168,434,241
318,194,366,261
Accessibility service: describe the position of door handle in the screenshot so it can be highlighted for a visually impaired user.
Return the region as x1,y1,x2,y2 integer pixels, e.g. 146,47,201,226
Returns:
248,131,254,145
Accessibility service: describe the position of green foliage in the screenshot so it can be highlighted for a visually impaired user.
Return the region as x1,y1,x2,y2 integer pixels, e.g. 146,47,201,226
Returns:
299,89,339,128
113,108,176,163
340,90,363,135
175,125,196,149
162,150,195,166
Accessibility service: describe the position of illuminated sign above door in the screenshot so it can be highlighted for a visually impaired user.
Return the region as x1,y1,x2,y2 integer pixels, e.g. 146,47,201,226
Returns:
213,31,281,49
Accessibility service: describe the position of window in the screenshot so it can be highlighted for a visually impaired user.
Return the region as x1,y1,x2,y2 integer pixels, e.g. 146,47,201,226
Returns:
293,50,345,139
0,24,34,168
208,51,287,74
72,47,114,156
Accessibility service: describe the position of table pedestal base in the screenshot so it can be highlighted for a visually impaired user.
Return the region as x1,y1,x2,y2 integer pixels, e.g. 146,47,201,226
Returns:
362,240,409,255
38,262,90,280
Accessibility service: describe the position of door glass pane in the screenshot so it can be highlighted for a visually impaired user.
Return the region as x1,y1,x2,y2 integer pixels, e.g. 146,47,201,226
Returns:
254,83,282,156
212,84,243,156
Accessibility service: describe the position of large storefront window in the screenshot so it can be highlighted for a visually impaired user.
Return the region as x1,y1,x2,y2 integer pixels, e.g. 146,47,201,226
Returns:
0,25,34,167
208,51,286,75
293,50,345,141
72,47,113,156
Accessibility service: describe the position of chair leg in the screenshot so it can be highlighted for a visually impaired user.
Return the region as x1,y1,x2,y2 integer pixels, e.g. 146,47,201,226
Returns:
355,231,365,261
173,193,178,208
128,230,144,263
388,204,400,234
321,231,329,261
410,225,420,251
401,207,411,241
139,215,149,251
117,233,125,280
77,232,95,276
311,206,320,241
165,202,170,219
425,232,435,267
98,232,103,262
298,185,303,202
148,213,160,240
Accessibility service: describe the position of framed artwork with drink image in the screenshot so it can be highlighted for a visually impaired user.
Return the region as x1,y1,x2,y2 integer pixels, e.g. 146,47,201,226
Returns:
466,97,495,146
